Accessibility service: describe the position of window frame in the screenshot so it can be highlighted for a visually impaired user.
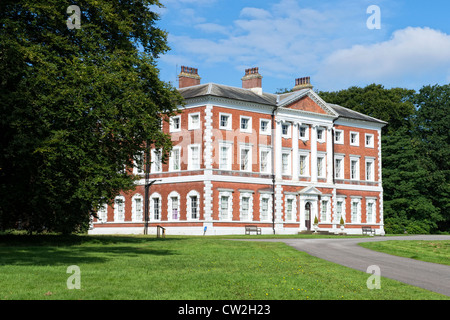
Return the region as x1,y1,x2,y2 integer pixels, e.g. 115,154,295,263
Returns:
219,113,232,130
219,141,233,171
169,146,181,172
365,133,374,148
260,119,271,135
334,129,344,144
350,131,360,146
188,112,201,130
281,122,291,138
150,192,162,221
298,125,309,141
259,147,272,174
187,190,200,220
132,193,144,222
170,115,181,132
188,144,201,171
240,116,252,133
239,144,252,172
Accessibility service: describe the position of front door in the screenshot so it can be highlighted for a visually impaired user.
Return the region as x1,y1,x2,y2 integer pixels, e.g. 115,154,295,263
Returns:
305,202,311,230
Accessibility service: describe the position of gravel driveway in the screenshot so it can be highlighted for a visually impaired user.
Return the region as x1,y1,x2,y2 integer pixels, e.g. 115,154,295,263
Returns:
236,235,450,296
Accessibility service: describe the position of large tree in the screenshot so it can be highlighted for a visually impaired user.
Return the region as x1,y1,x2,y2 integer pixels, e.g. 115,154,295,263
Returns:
0,0,183,233
412,84,450,232
317,84,416,135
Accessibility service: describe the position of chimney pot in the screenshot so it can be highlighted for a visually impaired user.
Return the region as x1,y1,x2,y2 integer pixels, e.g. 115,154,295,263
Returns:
178,65,201,88
293,76,313,91
242,67,263,94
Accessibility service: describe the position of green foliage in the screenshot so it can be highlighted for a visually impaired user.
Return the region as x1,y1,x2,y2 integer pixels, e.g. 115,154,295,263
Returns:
317,84,416,135
0,0,184,233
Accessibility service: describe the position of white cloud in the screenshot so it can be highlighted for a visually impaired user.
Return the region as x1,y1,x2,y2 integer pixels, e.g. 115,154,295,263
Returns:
159,0,449,92
315,27,450,90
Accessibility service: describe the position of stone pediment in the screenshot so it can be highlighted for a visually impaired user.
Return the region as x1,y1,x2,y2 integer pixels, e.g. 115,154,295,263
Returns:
278,89,338,117
298,186,322,196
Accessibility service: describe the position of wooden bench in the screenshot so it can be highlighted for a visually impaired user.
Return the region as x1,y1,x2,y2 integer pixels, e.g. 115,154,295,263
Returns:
156,225,166,238
362,227,375,236
245,225,261,235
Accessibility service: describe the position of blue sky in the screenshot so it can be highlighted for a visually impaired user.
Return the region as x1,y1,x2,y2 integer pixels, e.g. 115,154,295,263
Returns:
153,0,450,93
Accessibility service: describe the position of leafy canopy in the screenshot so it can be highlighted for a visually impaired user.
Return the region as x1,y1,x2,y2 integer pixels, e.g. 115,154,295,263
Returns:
0,0,184,233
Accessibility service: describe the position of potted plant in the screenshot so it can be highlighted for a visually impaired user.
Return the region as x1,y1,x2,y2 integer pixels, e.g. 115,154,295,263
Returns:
339,216,345,232
313,216,319,232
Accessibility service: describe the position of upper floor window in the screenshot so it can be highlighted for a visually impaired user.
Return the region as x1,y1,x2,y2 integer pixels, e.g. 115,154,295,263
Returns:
151,149,162,173
189,113,200,130
299,153,309,176
133,151,144,175
317,128,325,142
365,134,374,148
335,157,344,179
240,145,252,172
260,119,271,135
282,151,291,175
219,142,232,170
170,115,181,132
365,158,375,181
334,130,344,144
317,156,325,178
169,147,181,171
299,125,309,140
240,116,252,133
260,148,271,174
188,144,200,170
350,157,360,180
281,123,291,138
219,113,232,130
350,132,359,146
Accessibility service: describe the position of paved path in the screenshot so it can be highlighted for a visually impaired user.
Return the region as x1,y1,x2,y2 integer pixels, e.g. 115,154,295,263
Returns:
236,235,450,296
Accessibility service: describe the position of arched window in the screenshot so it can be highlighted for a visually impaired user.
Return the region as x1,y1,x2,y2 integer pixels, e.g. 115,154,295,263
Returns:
114,195,125,222
150,192,162,221
132,193,143,222
186,190,200,220
168,191,180,221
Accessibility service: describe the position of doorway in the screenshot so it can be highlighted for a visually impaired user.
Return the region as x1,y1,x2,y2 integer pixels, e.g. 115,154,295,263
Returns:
305,202,311,230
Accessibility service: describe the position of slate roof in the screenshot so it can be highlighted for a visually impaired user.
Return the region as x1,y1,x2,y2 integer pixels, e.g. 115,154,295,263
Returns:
178,83,387,125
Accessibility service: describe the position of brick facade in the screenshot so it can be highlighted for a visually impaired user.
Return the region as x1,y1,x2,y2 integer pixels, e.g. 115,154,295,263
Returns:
90,67,386,236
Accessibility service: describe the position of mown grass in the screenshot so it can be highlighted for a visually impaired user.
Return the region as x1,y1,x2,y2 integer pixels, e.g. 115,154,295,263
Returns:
0,234,448,300
359,240,450,266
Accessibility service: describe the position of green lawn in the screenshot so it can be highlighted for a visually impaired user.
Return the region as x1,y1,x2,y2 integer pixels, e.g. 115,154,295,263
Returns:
359,240,450,266
0,234,448,300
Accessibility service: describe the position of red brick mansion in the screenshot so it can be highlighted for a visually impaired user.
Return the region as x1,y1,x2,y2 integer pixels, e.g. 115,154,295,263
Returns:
89,67,386,235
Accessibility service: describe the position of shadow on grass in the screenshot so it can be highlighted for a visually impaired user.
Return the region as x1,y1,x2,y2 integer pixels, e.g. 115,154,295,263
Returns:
0,234,184,266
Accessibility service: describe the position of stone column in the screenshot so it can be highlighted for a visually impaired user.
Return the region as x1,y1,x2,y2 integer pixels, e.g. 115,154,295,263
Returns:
311,124,317,183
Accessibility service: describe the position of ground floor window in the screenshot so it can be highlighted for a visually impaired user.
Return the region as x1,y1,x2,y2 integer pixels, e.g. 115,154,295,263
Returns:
114,196,125,222
259,194,272,222
132,194,143,222
149,192,162,221
187,190,200,220
168,191,180,221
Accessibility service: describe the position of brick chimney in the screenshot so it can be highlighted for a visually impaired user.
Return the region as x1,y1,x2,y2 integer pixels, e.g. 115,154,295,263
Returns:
293,76,313,91
178,66,201,88
241,67,263,95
